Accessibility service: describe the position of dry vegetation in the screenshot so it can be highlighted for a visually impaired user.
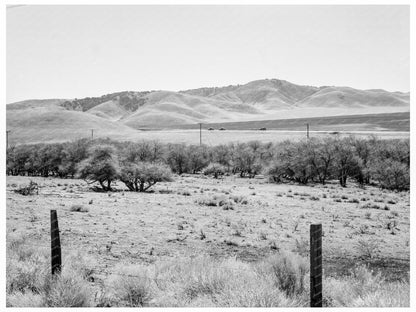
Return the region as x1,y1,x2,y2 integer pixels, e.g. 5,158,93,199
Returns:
6,135,410,307
6,172,410,307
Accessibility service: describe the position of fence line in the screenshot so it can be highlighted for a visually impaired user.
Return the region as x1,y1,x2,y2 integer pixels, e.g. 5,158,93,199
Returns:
7,210,324,306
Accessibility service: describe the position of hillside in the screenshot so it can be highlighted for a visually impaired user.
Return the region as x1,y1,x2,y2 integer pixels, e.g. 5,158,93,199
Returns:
6,78,410,143
175,112,410,132
6,105,141,144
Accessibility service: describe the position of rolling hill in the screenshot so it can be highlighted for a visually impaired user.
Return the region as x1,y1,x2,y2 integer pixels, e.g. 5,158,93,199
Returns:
6,78,410,144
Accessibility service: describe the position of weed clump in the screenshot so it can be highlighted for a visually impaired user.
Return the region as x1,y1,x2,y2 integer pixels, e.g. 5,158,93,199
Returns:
14,181,39,196
70,205,89,213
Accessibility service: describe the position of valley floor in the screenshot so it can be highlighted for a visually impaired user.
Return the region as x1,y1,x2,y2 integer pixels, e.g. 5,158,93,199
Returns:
6,174,410,282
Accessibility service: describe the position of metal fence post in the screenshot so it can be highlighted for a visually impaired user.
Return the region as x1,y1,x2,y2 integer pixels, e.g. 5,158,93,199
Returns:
51,209,62,275
310,224,322,307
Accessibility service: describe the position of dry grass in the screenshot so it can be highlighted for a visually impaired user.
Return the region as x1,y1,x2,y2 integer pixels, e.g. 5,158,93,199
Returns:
6,175,410,307
7,242,409,307
6,233,94,307
324,265,409,307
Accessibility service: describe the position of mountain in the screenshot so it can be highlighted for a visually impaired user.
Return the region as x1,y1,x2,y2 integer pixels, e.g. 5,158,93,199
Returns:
6,78,410,143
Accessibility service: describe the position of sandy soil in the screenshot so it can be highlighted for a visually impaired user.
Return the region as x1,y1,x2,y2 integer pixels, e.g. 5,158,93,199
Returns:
6,175,410,281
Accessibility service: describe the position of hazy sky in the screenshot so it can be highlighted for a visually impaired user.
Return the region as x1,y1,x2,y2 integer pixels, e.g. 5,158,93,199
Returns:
7,5,409,103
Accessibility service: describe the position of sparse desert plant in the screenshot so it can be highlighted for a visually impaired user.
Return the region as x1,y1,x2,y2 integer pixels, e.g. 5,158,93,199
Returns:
231,195,248,205
178,189,191,196
293,238,309,257
14,181,39,196
256,251,308,297
158,188,174,194
259,232,268,240
105,264,153,307
44,272,92,307
355,238,379,259
199,229,206,240
222,201,234,210
70,204,88,212
361,202,380,210
196,197,218,207
324,264,409,307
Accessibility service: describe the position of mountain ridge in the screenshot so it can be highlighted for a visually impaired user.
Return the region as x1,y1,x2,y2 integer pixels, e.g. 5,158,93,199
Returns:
7,78,410,143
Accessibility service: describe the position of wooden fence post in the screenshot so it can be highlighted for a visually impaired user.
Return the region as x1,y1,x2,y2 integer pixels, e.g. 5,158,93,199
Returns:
310,224,322,307
50,209,62,275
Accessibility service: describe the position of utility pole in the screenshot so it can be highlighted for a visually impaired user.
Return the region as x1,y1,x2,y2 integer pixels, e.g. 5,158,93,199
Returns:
306,123,310,139
91,129,94,140
6,130,11,149
199,123,202,146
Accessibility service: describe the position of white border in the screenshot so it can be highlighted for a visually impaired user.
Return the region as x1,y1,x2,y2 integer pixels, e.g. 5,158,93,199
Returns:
1,1,414,312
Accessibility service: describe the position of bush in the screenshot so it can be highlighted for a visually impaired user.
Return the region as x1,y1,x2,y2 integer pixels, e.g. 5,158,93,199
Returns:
256,251,309,297
44,273,92,307
119,162,173,192
76,145,120,191
187,145,210,174
105,264,153,307
70,205,89,212
14,181,39,196
203,163,227,179
371,159,409,191
166,143,189,174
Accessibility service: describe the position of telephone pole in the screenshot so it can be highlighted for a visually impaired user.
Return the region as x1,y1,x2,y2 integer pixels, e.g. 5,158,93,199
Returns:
6,130,11,149
199,123,202,146
306,123,310,139
91,129,94,140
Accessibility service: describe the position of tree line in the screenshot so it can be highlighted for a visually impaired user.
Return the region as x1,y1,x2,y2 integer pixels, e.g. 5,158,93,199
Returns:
6,136,410,191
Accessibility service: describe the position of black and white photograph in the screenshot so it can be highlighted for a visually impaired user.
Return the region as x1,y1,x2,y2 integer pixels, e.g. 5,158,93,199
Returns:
3,1,413,308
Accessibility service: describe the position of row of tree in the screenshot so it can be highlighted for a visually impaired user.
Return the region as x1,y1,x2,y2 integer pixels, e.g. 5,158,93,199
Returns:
6,135,410,191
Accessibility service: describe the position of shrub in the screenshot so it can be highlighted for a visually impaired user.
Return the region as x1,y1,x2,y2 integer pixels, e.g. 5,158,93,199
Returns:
105,264,153,307
371,159,409,191
203,163,227,179
70,204,89,212
44,273,92,307
14,181,39,196
187,145,210,174
231,195,248,205
76,145,120,191
355,239,380,259
256,251,309,297
119,162,173,192
166,143,189,174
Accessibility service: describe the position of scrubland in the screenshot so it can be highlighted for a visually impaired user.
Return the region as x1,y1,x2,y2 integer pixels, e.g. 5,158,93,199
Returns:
6,173,410,307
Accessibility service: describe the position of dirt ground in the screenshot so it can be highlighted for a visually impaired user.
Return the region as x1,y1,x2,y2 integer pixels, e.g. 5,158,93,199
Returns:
6,175,410,282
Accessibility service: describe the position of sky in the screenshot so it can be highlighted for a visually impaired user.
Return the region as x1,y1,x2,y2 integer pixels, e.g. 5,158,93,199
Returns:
6,5,410,103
